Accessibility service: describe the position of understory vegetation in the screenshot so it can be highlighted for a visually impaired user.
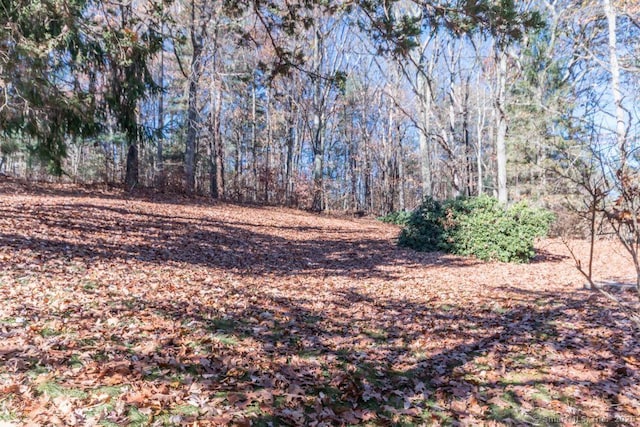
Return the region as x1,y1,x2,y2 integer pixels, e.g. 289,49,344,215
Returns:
377,211,412,226
398,196,555,263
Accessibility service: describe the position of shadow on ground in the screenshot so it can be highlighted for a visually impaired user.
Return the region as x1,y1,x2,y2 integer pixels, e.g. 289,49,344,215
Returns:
1,186,639,425
0,198,476,279
4,279,640,425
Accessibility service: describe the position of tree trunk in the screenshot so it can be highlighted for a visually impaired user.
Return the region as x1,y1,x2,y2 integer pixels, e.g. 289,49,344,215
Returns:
285,98,296,206
216,124,224,199
311,29,324,212
348,111,359,211
463,76,472,197
234,130,242,199
125,142,138,191
311,123,324,212
184,75,199,194
156,28,165,189
363,137,372,212
265,87,271,203
476,73,485,196
209,75,223,199
446,84,461,199
251,85,258,202
603,0,626,168
495,47,508,205
384,107,395,214
417,71,433,199
184,0,203,195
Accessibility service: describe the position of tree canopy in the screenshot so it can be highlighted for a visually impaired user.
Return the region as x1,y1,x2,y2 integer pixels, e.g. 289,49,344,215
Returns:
0,0,541,177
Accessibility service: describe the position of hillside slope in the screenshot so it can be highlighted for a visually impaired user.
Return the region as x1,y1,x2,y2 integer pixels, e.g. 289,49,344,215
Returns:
1,182,639,425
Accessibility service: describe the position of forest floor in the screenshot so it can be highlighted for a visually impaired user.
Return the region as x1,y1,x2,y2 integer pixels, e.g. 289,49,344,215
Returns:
1,178,639,426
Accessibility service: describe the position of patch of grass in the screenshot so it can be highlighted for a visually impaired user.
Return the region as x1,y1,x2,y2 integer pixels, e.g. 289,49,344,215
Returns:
0,403,18,422
68,354,84,369
489,404,522,423
171,404,199,416
557,393,576,406
206,317,239,333
314,385,341,403
142,367,169,381
488,390,539,424
530,407,562,425
154,404,201,425
509,354,529,367
39,326,61,337
16,275,32,285
472,361,492,371
491,304,508,314
92,350,109,362
77,337,98,347
421,400,454,425
333,348,350,358
213,391,229,399
274,395,287,408
412,351,429,361
127,406,150,426
299,349,323,359
187,340,207,353
362,329,388,341
378,210,412,225
212,333,239,346
244,402,265,416
36,381,88,399
252,416,281,427
83,280,101,291
86,402,115,418
26,365,50,378
531,384,552,403
498,371,543,386
302,314,323,324
122,299,138,310
92,385,125,398
0,317,16,324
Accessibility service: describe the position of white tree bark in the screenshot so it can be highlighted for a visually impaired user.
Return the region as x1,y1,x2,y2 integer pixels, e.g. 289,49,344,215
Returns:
603,0,627,168
495,47,509,205
417,71,433,198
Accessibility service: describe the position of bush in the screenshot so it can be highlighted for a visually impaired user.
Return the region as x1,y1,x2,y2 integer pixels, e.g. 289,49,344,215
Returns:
378,210,412,226
398,198,445,252
399,195,555,263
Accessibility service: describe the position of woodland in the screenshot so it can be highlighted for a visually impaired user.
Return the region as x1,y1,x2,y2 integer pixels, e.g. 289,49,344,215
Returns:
2,0,640,426
0,0,636,215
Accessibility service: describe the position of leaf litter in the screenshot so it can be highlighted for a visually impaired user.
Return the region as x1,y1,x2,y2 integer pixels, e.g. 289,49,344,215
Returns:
0,181,639,426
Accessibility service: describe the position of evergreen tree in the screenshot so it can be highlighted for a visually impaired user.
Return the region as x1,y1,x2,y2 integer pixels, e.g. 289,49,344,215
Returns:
0,0,161,185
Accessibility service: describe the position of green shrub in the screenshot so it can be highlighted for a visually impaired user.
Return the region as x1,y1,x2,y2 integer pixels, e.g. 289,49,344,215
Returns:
398,197,445,252
399,195,555,263
378,210,412,226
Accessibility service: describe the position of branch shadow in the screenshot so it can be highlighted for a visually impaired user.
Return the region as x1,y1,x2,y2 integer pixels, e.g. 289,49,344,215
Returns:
3,186,639,424
4,280,639,425
1,200,478,279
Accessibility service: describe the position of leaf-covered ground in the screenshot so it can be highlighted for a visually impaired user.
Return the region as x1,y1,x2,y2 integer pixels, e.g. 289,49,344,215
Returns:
1,180,639,426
